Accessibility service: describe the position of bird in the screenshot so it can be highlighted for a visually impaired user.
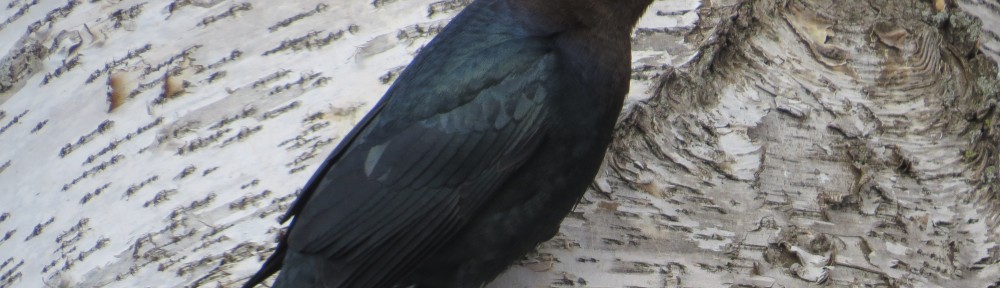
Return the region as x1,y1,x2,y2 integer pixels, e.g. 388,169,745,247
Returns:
243,0,652,287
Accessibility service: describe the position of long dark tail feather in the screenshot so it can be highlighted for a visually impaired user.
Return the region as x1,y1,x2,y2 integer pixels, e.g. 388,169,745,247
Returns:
242,240,287,288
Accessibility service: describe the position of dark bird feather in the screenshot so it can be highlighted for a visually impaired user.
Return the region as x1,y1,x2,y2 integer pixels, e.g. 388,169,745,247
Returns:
243,0,652,287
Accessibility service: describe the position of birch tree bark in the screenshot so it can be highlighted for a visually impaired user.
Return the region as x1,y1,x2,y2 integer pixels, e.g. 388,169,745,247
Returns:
0,0,998,287
497,0,1000,286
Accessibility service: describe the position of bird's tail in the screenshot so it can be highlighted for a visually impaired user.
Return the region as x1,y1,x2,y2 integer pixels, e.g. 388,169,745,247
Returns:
265,249,381,288
241,241,287,288
268,250,329,288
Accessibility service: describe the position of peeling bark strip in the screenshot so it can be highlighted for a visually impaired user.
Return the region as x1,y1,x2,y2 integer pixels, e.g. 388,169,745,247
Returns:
495,0,1000,286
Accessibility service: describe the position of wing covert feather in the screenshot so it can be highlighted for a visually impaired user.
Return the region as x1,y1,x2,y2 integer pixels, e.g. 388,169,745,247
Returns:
283,37,559,287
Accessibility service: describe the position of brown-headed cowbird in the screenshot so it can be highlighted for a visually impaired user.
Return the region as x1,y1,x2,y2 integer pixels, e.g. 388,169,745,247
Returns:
243,0,652,287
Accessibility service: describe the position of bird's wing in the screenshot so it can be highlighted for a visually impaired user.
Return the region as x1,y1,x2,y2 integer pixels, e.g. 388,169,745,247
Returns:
285,34,560,287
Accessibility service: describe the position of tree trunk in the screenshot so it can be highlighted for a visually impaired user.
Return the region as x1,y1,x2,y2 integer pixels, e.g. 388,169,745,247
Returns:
495,0,1000,286
0,0,997,287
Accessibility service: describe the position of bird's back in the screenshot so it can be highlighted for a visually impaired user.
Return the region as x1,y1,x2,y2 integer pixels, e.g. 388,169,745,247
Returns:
243,0,652,287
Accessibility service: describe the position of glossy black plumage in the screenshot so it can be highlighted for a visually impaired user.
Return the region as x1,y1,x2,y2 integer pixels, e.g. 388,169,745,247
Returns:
243,0,652,287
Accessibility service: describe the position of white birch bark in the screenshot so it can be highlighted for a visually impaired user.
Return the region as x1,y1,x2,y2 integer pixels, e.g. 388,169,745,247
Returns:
0,0,998,287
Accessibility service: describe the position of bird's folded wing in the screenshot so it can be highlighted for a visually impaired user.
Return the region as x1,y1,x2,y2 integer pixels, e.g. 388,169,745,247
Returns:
285,36,559,287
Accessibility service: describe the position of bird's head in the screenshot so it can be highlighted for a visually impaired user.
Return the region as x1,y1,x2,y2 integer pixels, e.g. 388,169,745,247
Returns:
571,0,655,29
510,0,653,34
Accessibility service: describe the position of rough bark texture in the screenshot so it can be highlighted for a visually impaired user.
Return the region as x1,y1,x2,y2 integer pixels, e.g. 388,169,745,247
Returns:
0,0,998,287
497,0,1000,287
